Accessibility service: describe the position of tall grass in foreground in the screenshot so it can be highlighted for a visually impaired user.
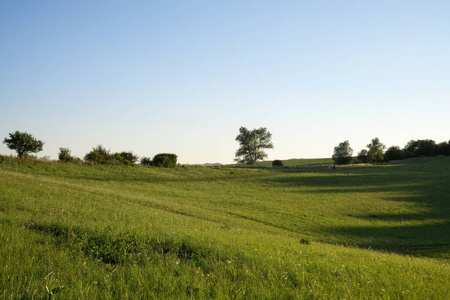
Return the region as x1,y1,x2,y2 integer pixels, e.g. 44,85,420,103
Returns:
0,156,449,298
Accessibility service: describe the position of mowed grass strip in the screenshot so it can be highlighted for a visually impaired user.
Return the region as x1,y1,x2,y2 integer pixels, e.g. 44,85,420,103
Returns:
0,156,449,299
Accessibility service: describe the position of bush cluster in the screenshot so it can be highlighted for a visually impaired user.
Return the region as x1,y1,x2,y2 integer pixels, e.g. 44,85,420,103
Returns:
272,160,283,167
384,139,450,162
83,146,138,165
57,146,177,167
138,154,177,167
58,147,81,163
152,153,178,168
334,138,450,165
140,157,152,166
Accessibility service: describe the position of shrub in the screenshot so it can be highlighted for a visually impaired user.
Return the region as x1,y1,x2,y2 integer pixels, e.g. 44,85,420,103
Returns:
58,147,79,163
404,140,419,153
84,145,112,164
357,149,369,163
299,238,311,245
153,153,177,168
140,157,153,166
416,140,437,156
402,150,417,159
384,146,404,161
272,160,283,167
116,152,139,165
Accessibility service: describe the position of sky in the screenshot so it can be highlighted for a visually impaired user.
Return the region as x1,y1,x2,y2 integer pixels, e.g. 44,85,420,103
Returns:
1,1,449,164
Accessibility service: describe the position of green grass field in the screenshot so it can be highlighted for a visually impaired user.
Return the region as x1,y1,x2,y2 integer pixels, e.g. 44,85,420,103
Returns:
254,158,334,167
1,156,449,299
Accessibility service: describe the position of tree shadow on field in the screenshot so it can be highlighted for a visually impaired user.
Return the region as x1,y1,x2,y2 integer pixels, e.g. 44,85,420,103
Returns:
263,161,450,258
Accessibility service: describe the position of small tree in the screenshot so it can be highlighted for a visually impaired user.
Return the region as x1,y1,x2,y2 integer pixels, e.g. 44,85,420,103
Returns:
153,153,177,168
235,127,274,164
272,160,283,167
367,137,385,163
332,140,353,165
437,141,450,156
384,146,404,161
357,149,369,163
404,140,419,154
58,147,74,162
140,157,153,166
3,131,44,158
117,151,139,165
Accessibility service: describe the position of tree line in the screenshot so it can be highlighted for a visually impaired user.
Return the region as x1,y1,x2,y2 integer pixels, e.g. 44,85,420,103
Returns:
2,131,177,167
332,137,450,165
3,130,449,167
234,127,450,166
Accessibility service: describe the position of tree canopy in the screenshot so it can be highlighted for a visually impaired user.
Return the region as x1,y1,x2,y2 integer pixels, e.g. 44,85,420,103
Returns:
366,137,386,162
332,140,353,165
235,127,273,165
152,153,177,168
3,131,44,158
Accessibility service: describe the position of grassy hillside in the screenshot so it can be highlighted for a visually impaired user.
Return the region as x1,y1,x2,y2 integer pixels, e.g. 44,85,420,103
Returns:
0,156,449,299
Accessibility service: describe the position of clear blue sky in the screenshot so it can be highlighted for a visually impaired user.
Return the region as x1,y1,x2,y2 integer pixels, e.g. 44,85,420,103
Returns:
1,1,449,164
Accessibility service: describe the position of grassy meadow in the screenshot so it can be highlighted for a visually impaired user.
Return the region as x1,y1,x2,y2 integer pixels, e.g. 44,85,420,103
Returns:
0,156,449,299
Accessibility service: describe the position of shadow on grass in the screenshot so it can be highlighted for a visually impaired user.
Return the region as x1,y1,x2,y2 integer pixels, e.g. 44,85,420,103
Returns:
261,158,450,258
327,222,450,258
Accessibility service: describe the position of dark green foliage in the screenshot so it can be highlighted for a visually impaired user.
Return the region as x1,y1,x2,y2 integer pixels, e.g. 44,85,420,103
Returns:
402,150,417,159
360,138,449,163
112,151,139,165
366,137,385,163
399,139,450,159
272,160,283,167
299,238,311,245
332,140,353,165
3,131,44,158
404,140,419,153
437,141,450,155
384,146,404,161
58,147,72,162
235,127,274,164
153,153,177,168
140,157,153,166
357,149,368,163
58,147,80,163
118,152,139,164
404,139,437,157
84,146,138,165
84,145,112,164
416,139,437,156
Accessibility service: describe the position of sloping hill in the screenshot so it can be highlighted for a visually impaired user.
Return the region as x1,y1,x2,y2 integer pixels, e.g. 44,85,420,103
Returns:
1,156,449,298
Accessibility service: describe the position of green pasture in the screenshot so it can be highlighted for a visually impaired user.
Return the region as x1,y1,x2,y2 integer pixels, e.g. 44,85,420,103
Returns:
0,156,449,299
234,157,334,167
256,158,334,167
